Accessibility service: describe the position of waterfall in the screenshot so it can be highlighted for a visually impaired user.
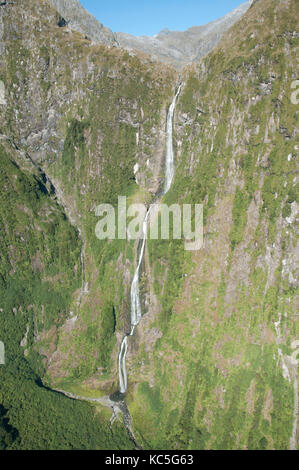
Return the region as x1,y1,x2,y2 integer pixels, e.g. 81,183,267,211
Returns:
118,85,181,394
118,335,128,393
164,84,182,194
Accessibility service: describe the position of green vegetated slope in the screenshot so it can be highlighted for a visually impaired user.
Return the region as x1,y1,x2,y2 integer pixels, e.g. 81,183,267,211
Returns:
0,0,298,451
0,0,175,393
128,0,299,450
46,69,173,389
0,141,133,449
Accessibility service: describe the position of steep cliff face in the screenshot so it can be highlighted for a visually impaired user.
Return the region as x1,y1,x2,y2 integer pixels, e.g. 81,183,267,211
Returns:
0,0,177,387
0,0,298,451
125,0,298,449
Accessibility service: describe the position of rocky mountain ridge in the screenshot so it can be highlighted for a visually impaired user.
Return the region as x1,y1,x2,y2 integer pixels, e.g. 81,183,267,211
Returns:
47,0,253,67
0,0,298,451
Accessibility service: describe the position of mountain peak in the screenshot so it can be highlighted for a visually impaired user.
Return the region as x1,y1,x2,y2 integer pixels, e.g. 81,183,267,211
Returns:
46,0,253,67
159,28,171,35
116,1,253,67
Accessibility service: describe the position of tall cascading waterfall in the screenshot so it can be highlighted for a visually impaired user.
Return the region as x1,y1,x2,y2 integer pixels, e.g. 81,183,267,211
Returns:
164,85,182,193
118,85,182,394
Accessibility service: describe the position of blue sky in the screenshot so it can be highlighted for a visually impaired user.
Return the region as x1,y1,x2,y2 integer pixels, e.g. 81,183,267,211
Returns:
80,0,247,36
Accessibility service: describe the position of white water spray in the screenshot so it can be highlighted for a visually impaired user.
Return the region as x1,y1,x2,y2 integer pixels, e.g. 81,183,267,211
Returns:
118,85,182,394
164,84,182,193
